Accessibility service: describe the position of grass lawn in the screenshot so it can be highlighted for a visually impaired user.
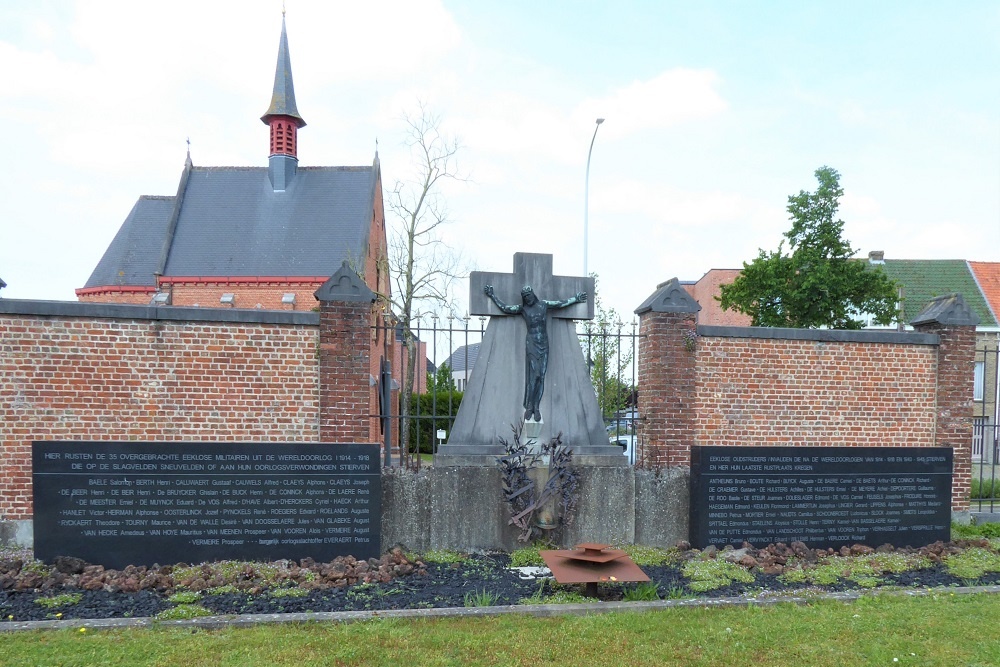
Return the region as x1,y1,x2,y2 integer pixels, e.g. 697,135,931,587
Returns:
2,592,1000,666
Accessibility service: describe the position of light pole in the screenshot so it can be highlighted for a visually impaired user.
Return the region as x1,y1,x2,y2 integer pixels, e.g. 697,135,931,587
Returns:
583,118,605,278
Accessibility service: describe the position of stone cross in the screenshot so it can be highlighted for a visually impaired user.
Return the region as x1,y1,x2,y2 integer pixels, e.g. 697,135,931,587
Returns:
436,252,624,467
469,253,595,321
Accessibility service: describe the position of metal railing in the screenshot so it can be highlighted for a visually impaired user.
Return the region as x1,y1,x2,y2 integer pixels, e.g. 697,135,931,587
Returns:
372,317,641,467
972,335,1000,512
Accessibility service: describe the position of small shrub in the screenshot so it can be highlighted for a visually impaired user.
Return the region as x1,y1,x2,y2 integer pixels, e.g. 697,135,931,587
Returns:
620,545,678,567
971,477,1000,499
206,584,240,595
34,593,83,609
420,550,467,564
463,589,500,607
155,604,215,621
622,582,660,602
682,559,755,592
167,590,202,605
519,588,597,605
944,547,1000,580
509,547,544,568
268,587,308,599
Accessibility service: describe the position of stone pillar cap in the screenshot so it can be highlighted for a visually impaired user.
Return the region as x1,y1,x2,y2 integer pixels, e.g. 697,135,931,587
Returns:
635,277,701,314
314,261,375,303
911,293,980,326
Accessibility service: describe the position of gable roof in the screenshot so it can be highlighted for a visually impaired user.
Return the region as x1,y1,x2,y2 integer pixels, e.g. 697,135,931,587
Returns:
84,163,378,289
443,342,481,373
881,259,998,327
86,196,177,288
968,262,1000,326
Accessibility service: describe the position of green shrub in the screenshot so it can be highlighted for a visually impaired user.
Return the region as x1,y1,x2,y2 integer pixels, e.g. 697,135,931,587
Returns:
420,550,466,564
509,547,544,568
971,477,1000,499
34,593,82,609
268,587,308,599
623,582,660,601
944,547,1000,580
408,391,463,454
463,589,500,607
682,558,755,592
155,604,215,621
620,544,678,566
167,590,202,605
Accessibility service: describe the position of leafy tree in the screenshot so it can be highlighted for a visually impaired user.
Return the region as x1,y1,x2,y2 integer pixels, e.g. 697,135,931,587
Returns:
427,363,455,393
718,166,899,329
580,276,635,421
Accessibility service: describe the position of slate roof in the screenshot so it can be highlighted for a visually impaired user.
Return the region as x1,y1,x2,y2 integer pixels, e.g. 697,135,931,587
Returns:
880,259,998,327
84,163,378,288
442,342,481,373
261,16,305,127
86,196,177,288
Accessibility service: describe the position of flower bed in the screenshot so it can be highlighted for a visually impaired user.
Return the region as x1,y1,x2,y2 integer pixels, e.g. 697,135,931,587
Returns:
4,539,1000,622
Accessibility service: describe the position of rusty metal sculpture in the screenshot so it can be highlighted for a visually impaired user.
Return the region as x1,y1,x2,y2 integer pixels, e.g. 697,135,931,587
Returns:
540,543,650,597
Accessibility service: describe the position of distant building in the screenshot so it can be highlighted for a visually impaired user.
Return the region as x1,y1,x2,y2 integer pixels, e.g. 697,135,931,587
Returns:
441,342,481,391
76,17,387,312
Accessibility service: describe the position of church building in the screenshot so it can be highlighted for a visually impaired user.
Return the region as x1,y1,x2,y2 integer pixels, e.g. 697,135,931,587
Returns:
76,16,388,312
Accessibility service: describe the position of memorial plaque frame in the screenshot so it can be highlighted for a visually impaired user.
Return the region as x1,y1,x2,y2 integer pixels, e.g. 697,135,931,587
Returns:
690,445,952,549
33,441,381,569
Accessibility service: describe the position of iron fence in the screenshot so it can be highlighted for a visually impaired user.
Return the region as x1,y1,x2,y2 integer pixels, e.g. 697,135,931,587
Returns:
373,317,641,467
972,335,1000,512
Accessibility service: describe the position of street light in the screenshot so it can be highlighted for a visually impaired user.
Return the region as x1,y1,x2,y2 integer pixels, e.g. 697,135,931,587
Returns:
583,118,605,278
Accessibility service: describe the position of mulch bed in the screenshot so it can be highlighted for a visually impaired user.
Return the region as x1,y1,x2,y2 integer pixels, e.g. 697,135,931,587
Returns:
2,540,998,622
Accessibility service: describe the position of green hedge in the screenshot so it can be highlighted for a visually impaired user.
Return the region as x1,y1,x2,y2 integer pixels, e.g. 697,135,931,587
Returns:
408,391,463,454
971,477,1000,499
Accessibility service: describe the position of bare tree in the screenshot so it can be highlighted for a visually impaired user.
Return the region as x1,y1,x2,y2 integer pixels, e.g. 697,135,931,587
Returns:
387,103,466,468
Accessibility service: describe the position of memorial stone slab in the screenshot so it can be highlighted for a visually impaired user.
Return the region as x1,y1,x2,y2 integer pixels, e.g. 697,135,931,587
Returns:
33,441,380,568
690,445,952,549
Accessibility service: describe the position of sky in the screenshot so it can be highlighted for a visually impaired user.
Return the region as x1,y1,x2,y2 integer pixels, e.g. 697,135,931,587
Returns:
1,0,998,321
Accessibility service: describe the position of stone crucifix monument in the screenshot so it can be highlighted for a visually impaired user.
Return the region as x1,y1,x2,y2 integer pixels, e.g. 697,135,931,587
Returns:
435,252,627,466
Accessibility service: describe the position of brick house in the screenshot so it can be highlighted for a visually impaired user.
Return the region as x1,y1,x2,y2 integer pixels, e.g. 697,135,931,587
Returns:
688,254,1000,467
75,17,389,314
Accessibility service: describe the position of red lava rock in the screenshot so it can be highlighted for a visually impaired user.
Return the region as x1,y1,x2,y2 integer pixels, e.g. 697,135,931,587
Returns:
762,564,783,576
876,544,896,553
82,577,105,591
738,555,758,569
850,544,875,556
119,576,141,593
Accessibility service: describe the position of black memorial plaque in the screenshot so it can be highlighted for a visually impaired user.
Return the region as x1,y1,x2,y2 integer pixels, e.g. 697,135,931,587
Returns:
33,441,381,568
690,446,952,549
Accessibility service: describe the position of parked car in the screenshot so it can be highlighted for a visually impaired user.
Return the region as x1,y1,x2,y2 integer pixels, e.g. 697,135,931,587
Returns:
610,434,637,465
605,419,636,435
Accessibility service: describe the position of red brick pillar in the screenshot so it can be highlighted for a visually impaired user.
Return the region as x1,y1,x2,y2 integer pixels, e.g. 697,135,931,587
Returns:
635,278,701,468
912,293,979,514
314,262,377,443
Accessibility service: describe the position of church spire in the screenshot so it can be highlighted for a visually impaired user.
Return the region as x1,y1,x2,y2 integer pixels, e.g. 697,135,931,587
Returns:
261,14,305,190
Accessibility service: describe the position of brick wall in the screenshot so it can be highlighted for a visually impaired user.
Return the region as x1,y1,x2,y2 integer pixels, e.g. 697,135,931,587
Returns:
0,304,320,520
77,289,154,305
695,334,938,449
637,306,974,511
165,280,325,310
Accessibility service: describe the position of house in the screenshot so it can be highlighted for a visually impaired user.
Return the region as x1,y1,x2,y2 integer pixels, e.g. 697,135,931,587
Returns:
681,269,750,326
441,342,481,391
76,16,388,312
687,253,1000,466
